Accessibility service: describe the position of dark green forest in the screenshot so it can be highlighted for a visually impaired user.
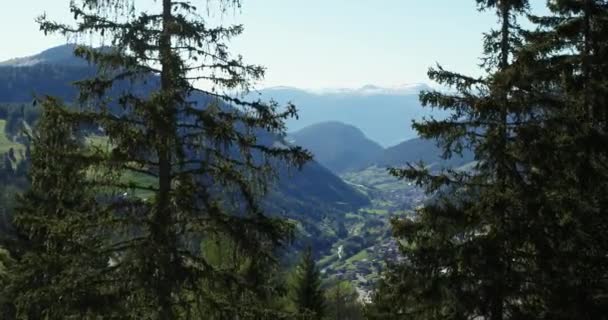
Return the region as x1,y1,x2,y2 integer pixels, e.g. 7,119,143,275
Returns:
1,0,607,319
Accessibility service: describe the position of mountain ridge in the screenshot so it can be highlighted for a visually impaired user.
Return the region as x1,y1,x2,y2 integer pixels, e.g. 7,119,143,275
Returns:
255,85,447,147
262,83,433,96
378,136,475,170
289,121,384,174
0,44,87,67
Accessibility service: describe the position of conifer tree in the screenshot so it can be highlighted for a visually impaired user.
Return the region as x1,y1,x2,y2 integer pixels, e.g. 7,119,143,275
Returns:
5,98,113,319
0,246,15,319
292,246,325,320
509,0,608,317
372,0,608,318
371,1,534,319
13,0,311,318
325,281,363,320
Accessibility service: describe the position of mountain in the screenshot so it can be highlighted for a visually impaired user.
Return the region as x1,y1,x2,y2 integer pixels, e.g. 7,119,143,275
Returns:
289,121,384,174
306,83,433,96
0,45,370,254
254,84,446,147
0,44,87,67
0,45,157,104
378,137,475,170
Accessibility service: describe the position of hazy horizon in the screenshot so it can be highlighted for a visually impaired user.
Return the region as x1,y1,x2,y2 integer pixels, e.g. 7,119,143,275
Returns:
2,0,547,89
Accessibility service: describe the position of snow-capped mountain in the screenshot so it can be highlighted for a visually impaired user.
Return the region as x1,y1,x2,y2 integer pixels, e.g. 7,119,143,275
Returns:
262,83,433,96
255,84,447,147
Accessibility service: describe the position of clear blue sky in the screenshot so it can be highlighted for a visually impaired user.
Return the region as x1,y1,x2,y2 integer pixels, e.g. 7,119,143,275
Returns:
1,0,547,89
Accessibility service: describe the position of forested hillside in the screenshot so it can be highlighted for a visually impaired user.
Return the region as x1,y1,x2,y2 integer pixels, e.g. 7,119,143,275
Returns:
378,136,475,170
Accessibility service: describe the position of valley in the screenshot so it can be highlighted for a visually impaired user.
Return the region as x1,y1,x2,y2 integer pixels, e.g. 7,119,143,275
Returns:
0,45,456,306
317,167,424,299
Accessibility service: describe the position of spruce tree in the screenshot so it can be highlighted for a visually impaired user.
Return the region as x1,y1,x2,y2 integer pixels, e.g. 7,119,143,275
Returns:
0,246,15,319
372,0,608,319
11,0,311,318
510,0,608,317
371,1,534,319
5,98,113,319
325,281,363,320
292,246,325,320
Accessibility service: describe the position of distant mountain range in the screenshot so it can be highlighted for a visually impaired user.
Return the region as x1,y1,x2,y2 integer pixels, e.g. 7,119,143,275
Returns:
1,45,446,148
0,44,473,175
254,84,447,147
267,83,433,96
288,121,474,175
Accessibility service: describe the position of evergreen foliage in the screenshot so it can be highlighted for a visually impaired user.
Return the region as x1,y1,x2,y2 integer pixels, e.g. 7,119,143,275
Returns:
325,281,363,320
512,0,608,317
370,0,608,319
372,1,533,318
0,246,15,319
5,98,112,319
292,246,325,319
5,0,310,319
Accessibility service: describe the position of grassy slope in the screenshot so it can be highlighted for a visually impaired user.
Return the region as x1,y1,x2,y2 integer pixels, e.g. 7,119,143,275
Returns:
85,135,158,199
0,120,24,154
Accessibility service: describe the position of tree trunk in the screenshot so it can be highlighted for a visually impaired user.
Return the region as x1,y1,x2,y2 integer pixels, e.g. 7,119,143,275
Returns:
155,0,175,318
